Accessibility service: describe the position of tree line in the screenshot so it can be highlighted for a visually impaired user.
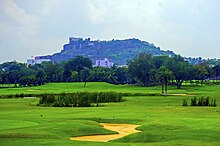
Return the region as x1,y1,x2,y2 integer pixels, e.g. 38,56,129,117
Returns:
0,54,220,92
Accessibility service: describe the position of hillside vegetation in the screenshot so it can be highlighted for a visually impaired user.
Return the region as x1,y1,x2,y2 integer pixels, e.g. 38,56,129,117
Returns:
51,38,175,64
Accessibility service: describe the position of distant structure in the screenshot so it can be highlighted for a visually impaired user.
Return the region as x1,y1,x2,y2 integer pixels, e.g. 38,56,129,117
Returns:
27,55,51,65
29,37,177,65
96,58,113,68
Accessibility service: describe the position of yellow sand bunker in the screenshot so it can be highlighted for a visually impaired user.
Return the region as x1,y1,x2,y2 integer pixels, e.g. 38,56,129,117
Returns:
70,123,141,142
169,94,194,96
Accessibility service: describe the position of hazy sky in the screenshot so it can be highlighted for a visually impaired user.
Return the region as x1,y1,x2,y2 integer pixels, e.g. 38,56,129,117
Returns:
0,0,220,63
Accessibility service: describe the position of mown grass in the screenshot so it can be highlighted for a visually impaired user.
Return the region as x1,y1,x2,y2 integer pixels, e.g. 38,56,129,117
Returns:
0,82,219,97
0,82,220,145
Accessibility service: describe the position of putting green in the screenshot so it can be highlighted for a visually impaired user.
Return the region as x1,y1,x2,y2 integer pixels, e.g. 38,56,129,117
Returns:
0,120,38,130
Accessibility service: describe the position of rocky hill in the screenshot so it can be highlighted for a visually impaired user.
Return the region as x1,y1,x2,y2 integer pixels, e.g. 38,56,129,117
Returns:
50,37,175,65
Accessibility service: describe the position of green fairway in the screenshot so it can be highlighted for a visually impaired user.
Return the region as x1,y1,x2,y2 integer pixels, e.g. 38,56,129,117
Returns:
0,83,220,145
0,82,219,96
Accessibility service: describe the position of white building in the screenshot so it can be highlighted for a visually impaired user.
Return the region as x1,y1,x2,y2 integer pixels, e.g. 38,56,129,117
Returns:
27,56,51,66
96,58,113,68
27,59,35,66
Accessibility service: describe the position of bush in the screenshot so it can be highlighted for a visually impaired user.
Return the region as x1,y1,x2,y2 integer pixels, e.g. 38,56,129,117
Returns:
38,92,123,107
185,96,217,107
20,93,24,98
191,97,197,106
182,99,188,106
210,99,217,107
39,94,55,105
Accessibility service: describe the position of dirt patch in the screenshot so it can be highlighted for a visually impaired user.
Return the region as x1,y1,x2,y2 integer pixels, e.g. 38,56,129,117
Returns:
70,123,141,142
169,94,194,96
23,97,36,99
27,90,39,92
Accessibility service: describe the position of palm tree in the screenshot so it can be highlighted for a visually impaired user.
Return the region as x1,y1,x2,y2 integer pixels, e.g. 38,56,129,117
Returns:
156,66,174,95
80,67,91,87
107,71,118,84
156,71,164,93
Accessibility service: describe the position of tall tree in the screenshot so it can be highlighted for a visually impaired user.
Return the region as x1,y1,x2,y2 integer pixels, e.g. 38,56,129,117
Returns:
63,56,93,81
42,62,63,82
128,53,155,86
9,70,21,87
0,61,25,87
213,65,220,83
156,66,174,94
166,55,190,89
35,70,45,85
71,71,78,82
114,67,128,84
153,55,170,69
194,63,210,85
89,67,107,82
80,67,91,87
0,70,2,87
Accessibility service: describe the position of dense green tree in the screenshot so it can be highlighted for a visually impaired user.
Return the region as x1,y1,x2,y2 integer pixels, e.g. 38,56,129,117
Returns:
153,56,170,69
35,70,45,85
63,70,72,82
88,66,128,84
9,70,21,87
0,61,25,71
20,67,36,77
213,65,220,82
1,72,9,87
0,70,2,86
63,56,93,81
128,53,155,86
19,75,37,87
0,53,219,90
19,76,28,87
42,62,63,82
166,55,190,89
184,64,197,84
18,67,37,86
89,67,107,82
71,71,78,81
194,63,210,85
0,61,25,87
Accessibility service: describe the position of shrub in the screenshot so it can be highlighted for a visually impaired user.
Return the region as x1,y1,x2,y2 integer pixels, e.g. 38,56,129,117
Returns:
39,94,55,105
187,96,217,107
182,99,188,106
19,93,24,98
191,97,197,106
38,92,123,107
210,99,217,107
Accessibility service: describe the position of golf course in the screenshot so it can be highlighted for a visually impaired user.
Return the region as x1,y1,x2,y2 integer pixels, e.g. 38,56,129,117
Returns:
0,82,220,145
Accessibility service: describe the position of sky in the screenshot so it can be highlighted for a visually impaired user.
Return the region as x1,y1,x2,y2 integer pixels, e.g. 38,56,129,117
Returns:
0,0,220,63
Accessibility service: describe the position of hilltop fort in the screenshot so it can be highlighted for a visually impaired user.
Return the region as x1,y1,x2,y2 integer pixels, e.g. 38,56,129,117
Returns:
29,37,176,65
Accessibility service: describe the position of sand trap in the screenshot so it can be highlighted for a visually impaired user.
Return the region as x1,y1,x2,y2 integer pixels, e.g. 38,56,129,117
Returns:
23,97,36,99
70,123,141,142
27,90,39,92
169,94,194,96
